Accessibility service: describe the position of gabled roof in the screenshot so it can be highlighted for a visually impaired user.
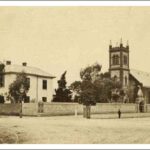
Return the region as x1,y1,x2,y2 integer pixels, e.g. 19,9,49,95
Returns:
4,64,55,79
130,69,150,88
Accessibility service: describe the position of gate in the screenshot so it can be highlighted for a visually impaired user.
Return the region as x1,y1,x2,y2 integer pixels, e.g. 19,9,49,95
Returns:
139,101,145,113
38,102,44,113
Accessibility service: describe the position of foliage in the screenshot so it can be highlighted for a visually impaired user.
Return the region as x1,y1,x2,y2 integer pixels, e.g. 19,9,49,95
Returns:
53,71,72,102
70,81,81,92
8,72,30,103
70,63,124,104
78,63,102,105
80,63,102,81
0,63,5,72
0,95,4,103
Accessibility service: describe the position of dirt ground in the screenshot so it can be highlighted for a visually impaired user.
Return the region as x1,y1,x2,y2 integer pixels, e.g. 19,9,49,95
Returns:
0,114,150,144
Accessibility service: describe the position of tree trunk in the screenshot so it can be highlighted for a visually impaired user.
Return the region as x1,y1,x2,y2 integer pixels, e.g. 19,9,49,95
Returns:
83,105,91,119
87,105,91,119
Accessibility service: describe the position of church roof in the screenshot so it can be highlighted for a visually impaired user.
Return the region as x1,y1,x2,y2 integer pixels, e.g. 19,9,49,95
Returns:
4,64,55,79
130,69,150,88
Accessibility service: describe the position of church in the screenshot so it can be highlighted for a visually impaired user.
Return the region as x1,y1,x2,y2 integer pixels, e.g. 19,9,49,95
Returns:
109,40,150,104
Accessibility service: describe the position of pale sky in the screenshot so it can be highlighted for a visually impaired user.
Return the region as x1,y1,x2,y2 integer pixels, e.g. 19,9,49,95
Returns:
0,7,150,88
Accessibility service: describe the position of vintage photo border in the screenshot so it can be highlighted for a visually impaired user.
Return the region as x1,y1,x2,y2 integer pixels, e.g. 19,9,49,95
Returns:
0,1,150,149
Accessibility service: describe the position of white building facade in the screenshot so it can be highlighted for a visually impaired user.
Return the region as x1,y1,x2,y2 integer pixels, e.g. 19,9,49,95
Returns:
0,61,55,103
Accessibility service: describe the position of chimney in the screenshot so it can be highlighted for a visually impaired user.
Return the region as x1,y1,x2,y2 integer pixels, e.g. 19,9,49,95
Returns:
22,62,27,66
6,61,11,65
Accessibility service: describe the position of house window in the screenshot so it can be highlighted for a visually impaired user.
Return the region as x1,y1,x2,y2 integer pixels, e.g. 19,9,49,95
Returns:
42,80,47,90
42,97,47,102
24,96,30,103
0,75,4,87
26,78,30,88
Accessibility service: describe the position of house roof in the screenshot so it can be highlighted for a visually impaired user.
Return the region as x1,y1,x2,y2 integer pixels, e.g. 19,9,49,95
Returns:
4,64,56,79
130,69,150,88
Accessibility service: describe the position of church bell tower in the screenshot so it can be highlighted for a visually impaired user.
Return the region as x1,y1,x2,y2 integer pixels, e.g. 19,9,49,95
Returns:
109,39,130,89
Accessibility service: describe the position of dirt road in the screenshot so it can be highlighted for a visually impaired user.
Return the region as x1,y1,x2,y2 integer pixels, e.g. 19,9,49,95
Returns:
0,115,150,144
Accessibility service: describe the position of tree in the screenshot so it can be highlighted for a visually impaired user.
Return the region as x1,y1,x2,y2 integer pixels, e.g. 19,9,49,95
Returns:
53,71,72,102
8,72,30,103
69,81,81,103
79,63,102,118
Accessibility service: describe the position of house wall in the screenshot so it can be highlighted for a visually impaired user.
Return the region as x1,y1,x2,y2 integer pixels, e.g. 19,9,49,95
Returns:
37,77,53,102
0,74,53,103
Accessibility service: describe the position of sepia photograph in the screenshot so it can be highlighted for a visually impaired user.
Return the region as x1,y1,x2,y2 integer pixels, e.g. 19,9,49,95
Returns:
0,5,150,145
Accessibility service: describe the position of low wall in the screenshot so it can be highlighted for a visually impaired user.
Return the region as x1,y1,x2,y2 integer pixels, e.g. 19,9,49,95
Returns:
0,103,20,115
42,102,138,116
22,103,38,116
146,104,150,112
43,103,83,116
0,102,140,116
92,103,138,114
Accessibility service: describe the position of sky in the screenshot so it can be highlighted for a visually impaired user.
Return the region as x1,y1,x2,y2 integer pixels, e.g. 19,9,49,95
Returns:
0,7,150,88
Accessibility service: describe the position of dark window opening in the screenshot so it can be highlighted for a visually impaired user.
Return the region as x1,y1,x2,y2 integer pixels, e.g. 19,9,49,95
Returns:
43,80,47,90
125,76,127,86
148,92,150,104
26,78,30,88
0,75,4,87
112,55,119,65
124,55,128,65
0,95,4,103
42,97,47,102
114,75,118,82
24,96,30,103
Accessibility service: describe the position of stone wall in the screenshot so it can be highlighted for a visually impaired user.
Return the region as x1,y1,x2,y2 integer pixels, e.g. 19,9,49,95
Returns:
0,102,140,116
43,103,83,116
146,104,150,112
92,103,138,114
22,103,38,116
0,103,20,115
41,102,138,116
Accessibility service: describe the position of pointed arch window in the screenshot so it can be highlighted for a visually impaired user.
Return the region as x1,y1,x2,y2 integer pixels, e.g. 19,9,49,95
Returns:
116,55,119,65
112,55,119,65
125,76,127,86
124,55,128,65
114,75,118,82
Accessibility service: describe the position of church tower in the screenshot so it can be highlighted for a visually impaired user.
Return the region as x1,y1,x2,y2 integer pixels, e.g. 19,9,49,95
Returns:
109,39,130,89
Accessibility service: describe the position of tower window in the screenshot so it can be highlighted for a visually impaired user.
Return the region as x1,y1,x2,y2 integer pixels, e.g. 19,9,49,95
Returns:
125,76,127,86
112,55,119,65
116,55,119,65
124,55,128,65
